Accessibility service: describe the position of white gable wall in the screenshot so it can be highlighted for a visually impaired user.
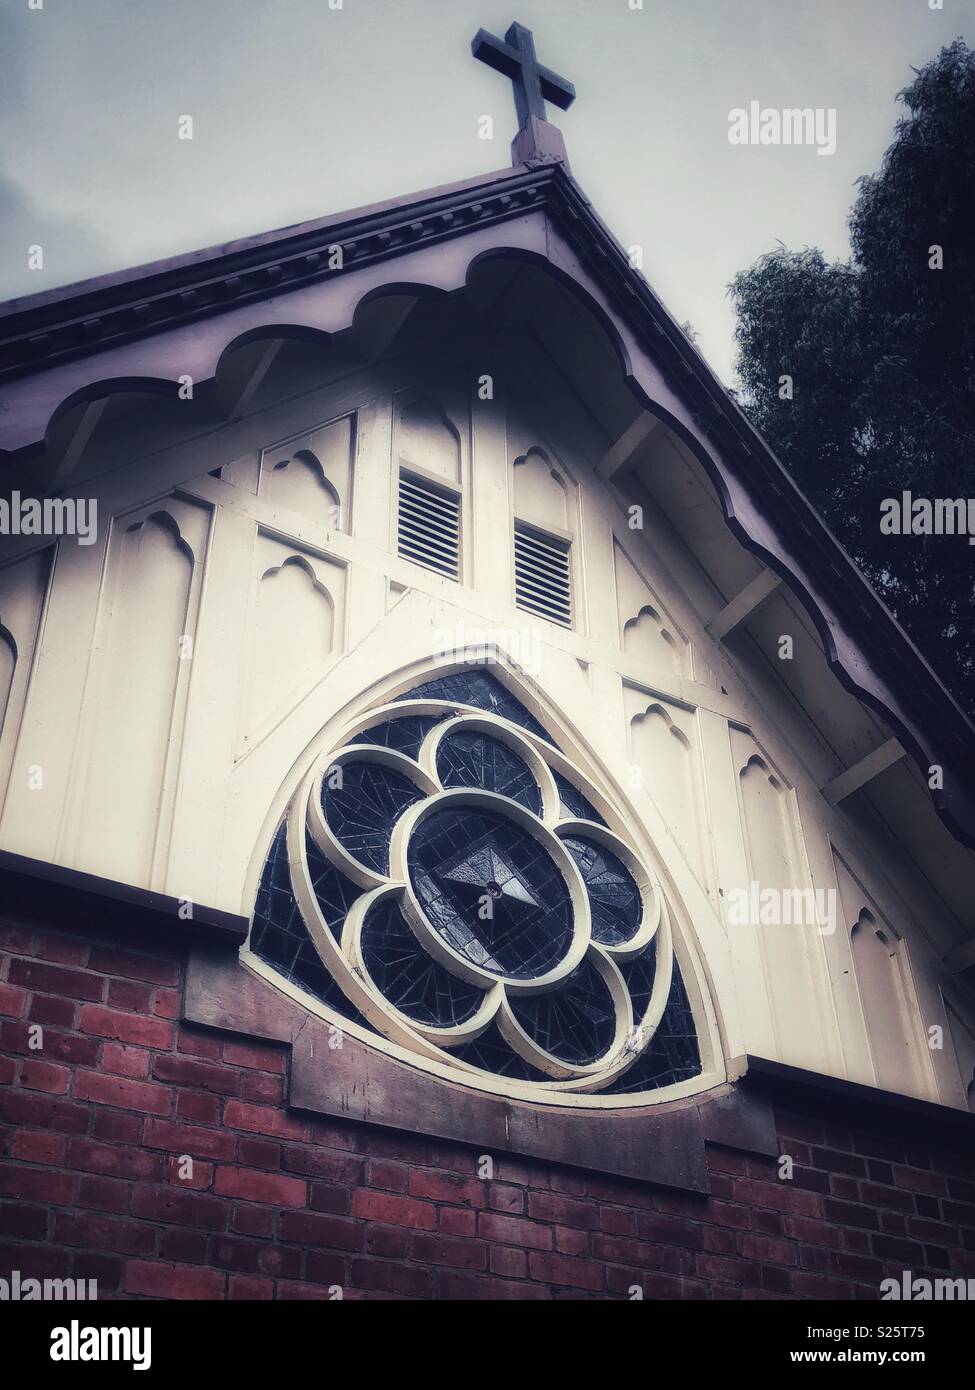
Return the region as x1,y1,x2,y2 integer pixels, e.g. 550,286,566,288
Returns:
0,331,971,1111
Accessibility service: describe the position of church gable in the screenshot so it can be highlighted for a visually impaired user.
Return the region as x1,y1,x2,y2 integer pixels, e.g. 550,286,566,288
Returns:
1,10,974,1148
1,258,973,1118
4,18,975,1313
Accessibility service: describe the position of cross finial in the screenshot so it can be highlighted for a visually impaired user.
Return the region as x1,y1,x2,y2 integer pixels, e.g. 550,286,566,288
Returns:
472,21,575,168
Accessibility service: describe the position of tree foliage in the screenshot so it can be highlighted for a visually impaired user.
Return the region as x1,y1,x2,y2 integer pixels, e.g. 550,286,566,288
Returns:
730,40,975,715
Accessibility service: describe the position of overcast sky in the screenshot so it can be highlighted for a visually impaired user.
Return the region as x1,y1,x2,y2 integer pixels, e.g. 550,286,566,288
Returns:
1,0,969,384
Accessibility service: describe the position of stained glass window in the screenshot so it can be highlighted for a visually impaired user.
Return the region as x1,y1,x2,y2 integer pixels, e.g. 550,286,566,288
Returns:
395,669,554,745
250,668,701,1099
552,770,606,826
561,834,642,946
509,957,616,1065
452,1022,550,1082
409,806,573,980
436,728,543,814
321,760,423,874
350,715,439,761
251,826,372,1028
360,896,485,1028
619,938,656,1019
305,832,361,941
603,963,701,1094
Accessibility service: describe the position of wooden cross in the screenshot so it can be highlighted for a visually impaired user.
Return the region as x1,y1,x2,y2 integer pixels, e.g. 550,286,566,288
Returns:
472,22,575,131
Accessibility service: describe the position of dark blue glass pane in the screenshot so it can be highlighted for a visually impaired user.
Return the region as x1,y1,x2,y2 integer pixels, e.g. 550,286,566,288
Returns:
251,825,373,1029
349,715,439,761
250,825,303,971
395,669,555,746
360,896,485,1028
561,834,642,946
305,832,362,941
603,960,700,1094
408,807,573,979
436,729,542,814
509,957,616,1065
619,938,656,1019
322,761,423,874
451,1022,551,1082
286,941,373,1027
552,770,606,826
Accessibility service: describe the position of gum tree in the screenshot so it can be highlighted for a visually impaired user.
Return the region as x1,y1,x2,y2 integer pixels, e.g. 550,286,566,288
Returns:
730,40,975,716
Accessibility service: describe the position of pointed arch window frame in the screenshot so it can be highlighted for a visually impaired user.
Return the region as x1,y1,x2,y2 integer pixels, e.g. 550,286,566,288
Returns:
238,652,726,1110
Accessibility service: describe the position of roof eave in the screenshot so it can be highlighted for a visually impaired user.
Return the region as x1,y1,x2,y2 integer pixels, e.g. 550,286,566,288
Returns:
1,159,972,846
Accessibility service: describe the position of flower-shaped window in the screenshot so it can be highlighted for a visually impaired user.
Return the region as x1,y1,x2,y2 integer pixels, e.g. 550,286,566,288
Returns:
249,669,701,1100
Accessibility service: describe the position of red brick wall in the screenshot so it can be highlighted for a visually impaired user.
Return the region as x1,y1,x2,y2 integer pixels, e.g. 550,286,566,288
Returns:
1,919,973,1300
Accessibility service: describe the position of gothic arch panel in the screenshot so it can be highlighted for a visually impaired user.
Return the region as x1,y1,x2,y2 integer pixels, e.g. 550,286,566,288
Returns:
396,396,461,484
259,413,354,531
248,559,335,735
239,533,345,753
626,692,703,883
850,909,923,1096
623,607,682,671
73,503,206,886
512,447,570,531
0,547,51,813
263,451,340,524
615,541,685,676
733,734,832,1073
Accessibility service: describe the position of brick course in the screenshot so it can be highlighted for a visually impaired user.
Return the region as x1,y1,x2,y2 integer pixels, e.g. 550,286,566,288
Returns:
1,919,973,1300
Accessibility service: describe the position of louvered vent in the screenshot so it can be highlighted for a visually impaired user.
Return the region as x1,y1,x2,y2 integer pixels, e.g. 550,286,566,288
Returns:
514,521,572,626
397,470,460,579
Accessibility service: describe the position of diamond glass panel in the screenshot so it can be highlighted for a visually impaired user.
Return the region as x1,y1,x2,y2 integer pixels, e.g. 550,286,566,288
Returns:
436,729,542,814
561,834,642,946
349,715,439,761
251,826,373,1029
395,669,554,745
408,807,573,979
552,770,606,826
509,957,616,1065
360,895,485,1028
604,961,700,1094
322,761,423,874
305,831,362,941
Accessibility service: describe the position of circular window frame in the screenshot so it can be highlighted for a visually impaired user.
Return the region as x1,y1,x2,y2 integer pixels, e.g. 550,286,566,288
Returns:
391,787,591,995
245,690,723,1108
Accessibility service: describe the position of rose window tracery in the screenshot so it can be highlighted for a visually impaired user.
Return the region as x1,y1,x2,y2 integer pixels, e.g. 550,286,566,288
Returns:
250,670,700,1098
